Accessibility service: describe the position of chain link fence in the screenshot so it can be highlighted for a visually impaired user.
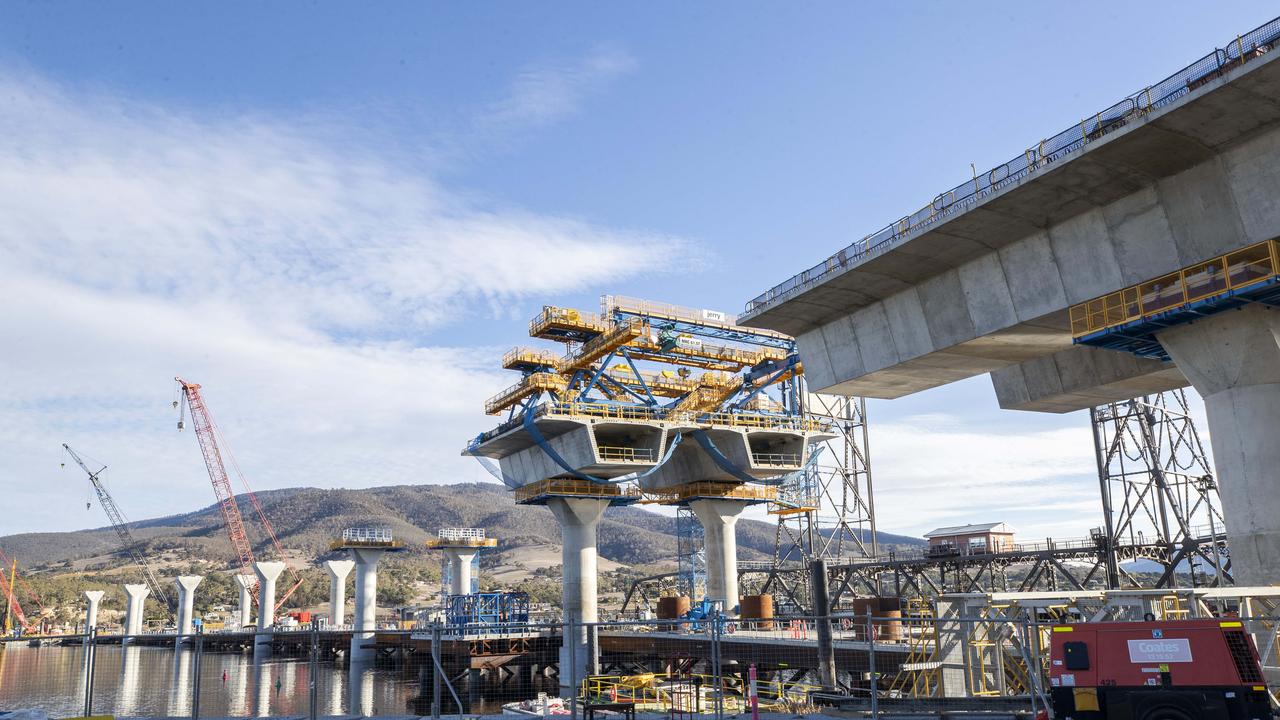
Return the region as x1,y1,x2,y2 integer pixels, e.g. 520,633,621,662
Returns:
4,613,1280,718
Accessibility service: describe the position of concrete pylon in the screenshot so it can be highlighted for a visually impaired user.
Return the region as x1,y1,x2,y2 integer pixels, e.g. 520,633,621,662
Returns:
174,575,203,642
83,590,105,632
323,559,354,627
444,548,479,595
122,584,150,639
1158,305,1280,585
547,496,610,689
350,548,387,662
689,498,748,616
253,561,286,656
235,574,254,627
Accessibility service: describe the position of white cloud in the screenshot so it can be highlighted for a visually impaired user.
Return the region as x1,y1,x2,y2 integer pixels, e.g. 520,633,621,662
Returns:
0,56,697,535
482,46,637,131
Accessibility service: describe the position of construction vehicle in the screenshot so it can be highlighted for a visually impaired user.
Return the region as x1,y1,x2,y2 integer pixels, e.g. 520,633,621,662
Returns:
62,443,174,619
1048,619,1272,719
174,377,303,610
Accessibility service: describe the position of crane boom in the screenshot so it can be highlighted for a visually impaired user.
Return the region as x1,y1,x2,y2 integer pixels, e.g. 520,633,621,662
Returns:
173,379,257,579
175,377,303,611
62,443,173,617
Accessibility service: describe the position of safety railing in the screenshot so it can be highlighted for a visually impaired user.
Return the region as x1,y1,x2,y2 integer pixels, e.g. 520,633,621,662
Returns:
501,346,560,369
646,481,778,503
597,445,657,463
1069,238,1280,337
512,477,644,503
484,372,567,415
751,452,803,467
745,16,1280,316
529,305,608,338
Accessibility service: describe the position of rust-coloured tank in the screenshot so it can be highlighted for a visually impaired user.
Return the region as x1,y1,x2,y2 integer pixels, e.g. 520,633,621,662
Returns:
740,594,774,629
657,596,691,619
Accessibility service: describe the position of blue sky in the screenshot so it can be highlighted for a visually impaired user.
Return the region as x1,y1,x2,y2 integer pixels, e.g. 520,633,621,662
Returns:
0,2,1270,540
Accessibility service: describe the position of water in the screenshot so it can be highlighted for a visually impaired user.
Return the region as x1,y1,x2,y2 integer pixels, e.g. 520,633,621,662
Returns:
0,643,557,717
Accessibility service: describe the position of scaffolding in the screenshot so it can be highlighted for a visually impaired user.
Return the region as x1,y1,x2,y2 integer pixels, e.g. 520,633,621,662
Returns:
771,390,878,569
1091,389,1229,589
676,506,706,600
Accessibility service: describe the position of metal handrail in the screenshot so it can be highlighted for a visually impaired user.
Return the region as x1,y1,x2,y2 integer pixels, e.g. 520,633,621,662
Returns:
745,16,1280,316
1070,238,1280,336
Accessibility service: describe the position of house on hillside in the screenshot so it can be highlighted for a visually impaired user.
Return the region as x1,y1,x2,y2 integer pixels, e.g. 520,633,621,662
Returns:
924,522,1016,557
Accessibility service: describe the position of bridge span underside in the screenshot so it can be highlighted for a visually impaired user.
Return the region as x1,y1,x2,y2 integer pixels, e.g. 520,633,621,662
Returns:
742,39,1280,585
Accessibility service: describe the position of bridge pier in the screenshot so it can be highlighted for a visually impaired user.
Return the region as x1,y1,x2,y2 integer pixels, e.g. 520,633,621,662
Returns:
323,559,354,627
1158,305,1280,585
444,547,478,595
82,590,104,633
350,548,386,662
689,498,747,616
174,575,203,645
547,496,609,690
122,584,149,640
253,561,286,657
235,574,254,628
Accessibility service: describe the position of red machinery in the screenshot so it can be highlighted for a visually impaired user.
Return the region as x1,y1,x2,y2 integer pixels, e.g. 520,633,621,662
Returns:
1048,619,1272,719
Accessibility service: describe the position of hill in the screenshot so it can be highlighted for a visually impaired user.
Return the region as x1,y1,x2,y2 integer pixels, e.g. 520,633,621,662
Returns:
0,481,922,573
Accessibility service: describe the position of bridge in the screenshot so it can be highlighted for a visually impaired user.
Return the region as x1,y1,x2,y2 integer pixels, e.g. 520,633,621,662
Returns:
741,18,1280,587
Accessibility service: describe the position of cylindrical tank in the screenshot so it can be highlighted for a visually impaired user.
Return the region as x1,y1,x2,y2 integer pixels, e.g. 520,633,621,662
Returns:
740,594,774,629
875,609,904,642
657,596,691,619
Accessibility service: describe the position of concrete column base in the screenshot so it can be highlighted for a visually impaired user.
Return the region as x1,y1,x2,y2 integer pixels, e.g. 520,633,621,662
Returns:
444,548,479,596
253,561,287,657
350,548,386,662
323,559,354,628
1158,305,1280,585
122,584,150,640
234,574,254,628
547,496,610,690
83,590,104,633
689,498,748,617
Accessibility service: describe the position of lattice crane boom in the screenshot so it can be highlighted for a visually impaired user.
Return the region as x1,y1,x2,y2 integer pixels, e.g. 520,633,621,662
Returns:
62,443,173,617
174,377,303,610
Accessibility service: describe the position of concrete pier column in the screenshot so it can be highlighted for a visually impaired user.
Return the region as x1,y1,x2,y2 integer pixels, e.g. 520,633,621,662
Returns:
253,561,286,656
323,559,354,626
1158,305,1280,585
122,584,150,639
174,575,203,642
546,496,610,689
235,574,254,628
82,590,104,632
444,548,478,595
350,548,387,662
689,498,748,616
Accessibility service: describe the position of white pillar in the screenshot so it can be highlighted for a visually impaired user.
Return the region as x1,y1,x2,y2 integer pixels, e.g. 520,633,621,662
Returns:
323,559,354,626
122,584,150,639
444,548,478,595
235,574,254,627
174,575,203,642
1158,305,1280,585
547,496,609,689
83,590,105,633
350,548,386,662
253,561,286,656
689,498,748,616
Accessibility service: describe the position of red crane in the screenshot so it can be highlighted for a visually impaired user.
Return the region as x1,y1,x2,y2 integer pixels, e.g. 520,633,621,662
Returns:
174,377,302,610
0,549,48,635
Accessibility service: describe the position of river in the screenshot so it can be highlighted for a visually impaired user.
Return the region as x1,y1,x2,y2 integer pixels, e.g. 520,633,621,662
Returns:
0,643,558,717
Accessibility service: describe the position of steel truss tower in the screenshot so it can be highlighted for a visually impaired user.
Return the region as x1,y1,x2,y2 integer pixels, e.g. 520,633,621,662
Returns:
675,506,706,600
774,389,878,564
1091,389,1230,588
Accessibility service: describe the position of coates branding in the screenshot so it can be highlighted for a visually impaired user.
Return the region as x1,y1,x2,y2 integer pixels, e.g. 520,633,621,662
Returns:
1127,638,1194,663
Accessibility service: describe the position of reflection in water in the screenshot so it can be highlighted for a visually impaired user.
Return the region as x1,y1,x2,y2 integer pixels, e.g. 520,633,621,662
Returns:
0,643,560,717
169,649,192,717
349,660,375,717
118,646,142,717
